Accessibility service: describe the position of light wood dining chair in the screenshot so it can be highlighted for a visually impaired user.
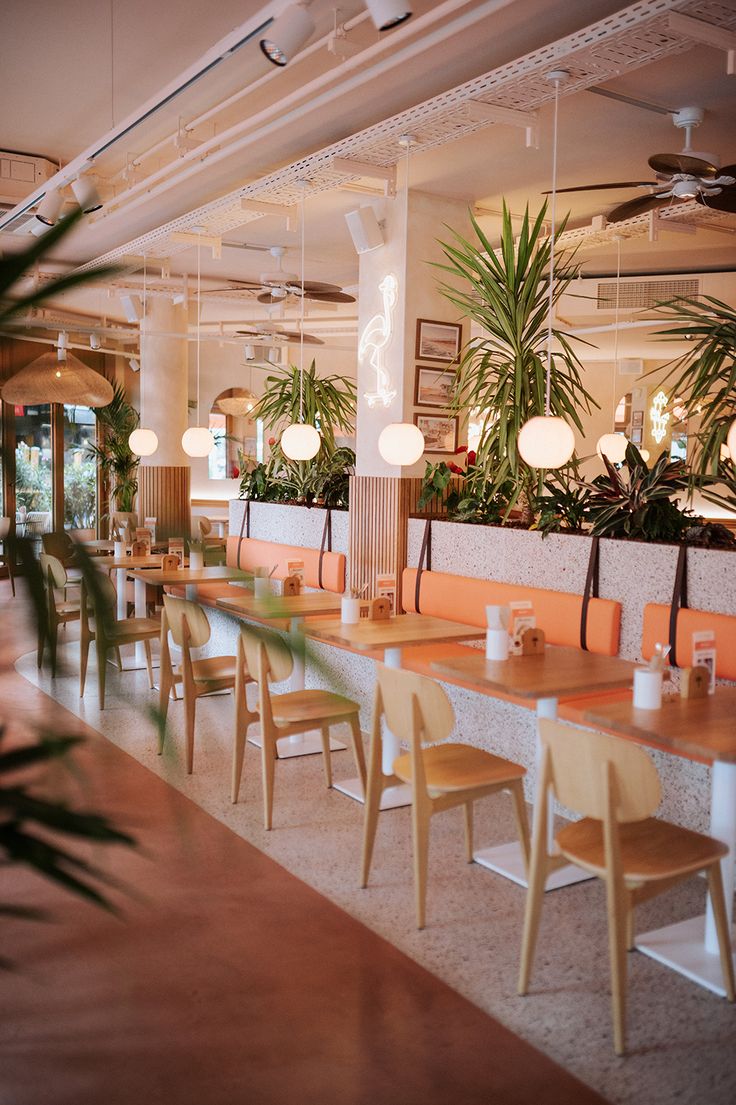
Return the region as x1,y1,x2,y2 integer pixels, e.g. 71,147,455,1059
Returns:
38,553,80,676
518,718,735,1055
235,623,365,829
158,595,248,774
0,518,15,597
79,575,159,709
361,664,530,930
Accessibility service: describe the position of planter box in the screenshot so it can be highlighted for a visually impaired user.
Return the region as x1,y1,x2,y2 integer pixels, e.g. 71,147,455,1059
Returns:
229,500,349,560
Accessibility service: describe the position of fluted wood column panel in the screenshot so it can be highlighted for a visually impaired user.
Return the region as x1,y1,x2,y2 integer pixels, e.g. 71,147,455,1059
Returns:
137,466,191,541
348,475,413,611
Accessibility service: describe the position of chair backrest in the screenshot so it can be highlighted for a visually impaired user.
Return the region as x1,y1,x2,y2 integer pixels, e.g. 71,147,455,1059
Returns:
238,623,293,685
0,517,10,539
42,530,75,563
539,718,661,823
26,511,52,535
86,572,117,614
198,516,212,539
40,552,67,591
163,595,211,649
376,665,455,746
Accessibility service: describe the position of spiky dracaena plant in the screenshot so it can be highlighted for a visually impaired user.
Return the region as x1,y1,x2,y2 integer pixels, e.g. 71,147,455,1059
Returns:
434,202,597,522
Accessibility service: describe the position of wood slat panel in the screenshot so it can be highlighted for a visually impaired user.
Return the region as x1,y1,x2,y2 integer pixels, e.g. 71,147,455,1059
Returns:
137,465,191,541
349,475,413,612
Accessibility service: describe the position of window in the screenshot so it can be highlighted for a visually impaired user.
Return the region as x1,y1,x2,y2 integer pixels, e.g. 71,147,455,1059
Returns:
15,403,53,543
208,411,228,480
63,404,97,531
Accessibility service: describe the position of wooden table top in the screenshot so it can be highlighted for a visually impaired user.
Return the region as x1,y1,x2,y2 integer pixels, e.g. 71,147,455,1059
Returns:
304,613,484,652
581,687,736,764
94,554,179,570
217,590,344,622
431,646,637,701
127,565,250,586
79,539,170,553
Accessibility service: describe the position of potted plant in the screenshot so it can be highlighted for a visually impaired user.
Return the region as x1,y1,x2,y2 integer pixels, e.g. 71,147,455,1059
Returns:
88,383,140,518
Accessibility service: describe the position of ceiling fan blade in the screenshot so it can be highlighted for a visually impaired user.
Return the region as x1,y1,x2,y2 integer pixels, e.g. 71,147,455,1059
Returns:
543,181,656,194
697,190,736,214
648,152,718,177
607,193,677,223
297,280,342,293
277,330,325,345
303,290,356,304
257,291,289,305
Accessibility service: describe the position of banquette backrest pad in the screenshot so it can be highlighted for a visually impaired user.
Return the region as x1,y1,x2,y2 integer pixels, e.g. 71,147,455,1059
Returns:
642,604,736,681
225,536,345,594
402,568,621,657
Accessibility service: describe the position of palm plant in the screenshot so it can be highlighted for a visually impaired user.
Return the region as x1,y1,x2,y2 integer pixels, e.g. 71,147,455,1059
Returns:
88,383,140,513
251,360,356,451
434,202,597,521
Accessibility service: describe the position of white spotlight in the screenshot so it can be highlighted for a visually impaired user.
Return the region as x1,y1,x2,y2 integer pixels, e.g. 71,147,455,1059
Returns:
129,357,140,373
364,0,412,32
244,344,256,361
35,189,64,227
121,294,143,323
71,175,103,214
89,333,101,350
260,3,315,67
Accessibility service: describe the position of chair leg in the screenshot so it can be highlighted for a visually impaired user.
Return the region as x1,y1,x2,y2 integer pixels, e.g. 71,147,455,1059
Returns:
605,874,629,1056
320,725,333,789
79,634,90,697
49,624,58,678
510,780,531,874
184,687,196,774
626,904,635,952
232,717,248,804
8,559,15,597
412,805,431,930
706,862,736,1002
261,740,277,831
360,737,384,889
348,713,366,790
463,801,474,863
115,646,123,671
518,821,548,996
143,639,154,690
96,641,107,710
37,620,44,669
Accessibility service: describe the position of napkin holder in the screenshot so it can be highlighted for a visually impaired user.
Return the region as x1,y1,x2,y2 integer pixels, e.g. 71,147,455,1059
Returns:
680,665,710,700
520,626,545,656
161,554,179,572
279,574,301,597
131,540,148,557
369,596,391,621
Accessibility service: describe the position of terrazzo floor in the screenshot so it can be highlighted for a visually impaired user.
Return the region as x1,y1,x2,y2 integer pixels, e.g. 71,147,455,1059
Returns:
16,622,736,1105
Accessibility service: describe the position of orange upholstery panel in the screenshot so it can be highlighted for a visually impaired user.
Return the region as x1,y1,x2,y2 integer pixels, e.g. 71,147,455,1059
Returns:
642,603,736,681
225,536,345,594
402,569,621,657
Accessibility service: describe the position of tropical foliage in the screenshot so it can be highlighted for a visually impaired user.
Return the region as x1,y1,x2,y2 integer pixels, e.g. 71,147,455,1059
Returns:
239,445,355,509
88,383,140,513
250,360,356,451
580,444,696,541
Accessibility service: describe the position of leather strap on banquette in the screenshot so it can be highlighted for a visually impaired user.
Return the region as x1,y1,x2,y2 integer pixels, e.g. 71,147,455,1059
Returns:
236,499,251,568
414,519,432,613
669,544,688,668
318,509,332,590
579,536,600,652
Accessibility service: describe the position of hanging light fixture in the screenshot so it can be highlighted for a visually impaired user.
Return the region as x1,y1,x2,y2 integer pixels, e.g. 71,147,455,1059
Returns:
281,181,321,462
377,134,425,466
517,71,575,471
71,175,103,214
128,255,159,458
0,348,113,406
260,3,315,67
182,230,215,458
35,188,64,227
596,236,628,465
726,420,736,461
364,1,413,31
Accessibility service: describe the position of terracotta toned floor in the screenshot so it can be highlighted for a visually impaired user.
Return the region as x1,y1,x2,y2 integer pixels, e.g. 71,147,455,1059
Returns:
0,585,609,1105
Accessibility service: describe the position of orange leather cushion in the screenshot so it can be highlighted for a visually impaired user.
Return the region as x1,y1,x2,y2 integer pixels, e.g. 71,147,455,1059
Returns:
642,603,736,681
402,569,621,657
225,536,345,594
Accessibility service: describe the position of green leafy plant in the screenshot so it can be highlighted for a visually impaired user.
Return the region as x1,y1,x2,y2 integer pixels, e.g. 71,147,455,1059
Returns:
87,383,140,513
310,446,355,508
63,458,97,529
434,202,597,523
534,467,592,536
581,443,696,541
250,360,356,451
417,449,509,525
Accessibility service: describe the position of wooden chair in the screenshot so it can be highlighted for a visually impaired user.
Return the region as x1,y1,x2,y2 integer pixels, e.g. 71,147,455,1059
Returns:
38,553,80,676
361,665,530,930
0,518,15,597
79,575,159,709
158,595,247,774
235,623,365,829
518,719,735,1055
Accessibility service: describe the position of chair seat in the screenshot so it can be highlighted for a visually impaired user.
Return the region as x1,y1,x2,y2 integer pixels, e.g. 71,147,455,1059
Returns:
56,601,81,617
271,688,359,725
393,742,526,794
190,655,238,683
108,616,160,641
557,816,728,882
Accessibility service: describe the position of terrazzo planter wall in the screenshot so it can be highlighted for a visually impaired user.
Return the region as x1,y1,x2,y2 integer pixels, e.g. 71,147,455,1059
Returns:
229,500,350,569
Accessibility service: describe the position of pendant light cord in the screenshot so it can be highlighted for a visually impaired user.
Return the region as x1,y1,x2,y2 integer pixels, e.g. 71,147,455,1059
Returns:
196,233,201,423
545,77,562,416
613,236,621,427
299,183,305,424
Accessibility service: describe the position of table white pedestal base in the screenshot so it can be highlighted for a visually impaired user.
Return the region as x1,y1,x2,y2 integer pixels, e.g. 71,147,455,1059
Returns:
473,840,593,891
334,776,412,810
247,732,347,758
108,643,159,673
636,915,735,998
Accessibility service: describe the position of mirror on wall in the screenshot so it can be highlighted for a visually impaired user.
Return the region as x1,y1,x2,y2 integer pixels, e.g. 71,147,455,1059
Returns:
208,387,258,480
614,386,689,462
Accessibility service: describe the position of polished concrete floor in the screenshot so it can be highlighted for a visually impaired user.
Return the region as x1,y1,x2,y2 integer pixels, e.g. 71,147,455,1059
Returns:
6,587,736,1104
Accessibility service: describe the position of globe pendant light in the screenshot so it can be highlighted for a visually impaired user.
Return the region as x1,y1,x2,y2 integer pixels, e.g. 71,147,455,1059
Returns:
128,255,159,458
281,182,320,462
182,230,215,458
377,135,425,467
596,236,628,465
726,421,736,462
517,72,575,471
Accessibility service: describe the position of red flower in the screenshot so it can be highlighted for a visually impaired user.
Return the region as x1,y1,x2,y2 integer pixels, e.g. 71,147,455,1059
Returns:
268,436,276,447
231,465,240,478
467,450,477,466
448,462,464,475
454,445,467,455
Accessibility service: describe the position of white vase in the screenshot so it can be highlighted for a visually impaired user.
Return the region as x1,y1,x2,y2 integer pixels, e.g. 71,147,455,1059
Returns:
485,628,510,661
189,549,204,571
341,597,361,624
633,668,663,710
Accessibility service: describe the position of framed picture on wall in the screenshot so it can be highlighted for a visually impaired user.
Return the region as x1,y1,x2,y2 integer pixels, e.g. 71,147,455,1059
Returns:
631,427,643,444
414,366,457,408
414,413,458,454
415,319,462,363
631,410,644,427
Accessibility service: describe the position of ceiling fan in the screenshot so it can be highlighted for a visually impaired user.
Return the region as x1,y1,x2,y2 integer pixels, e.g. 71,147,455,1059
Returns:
203,245,356,305
235,324,324,346
549,107,736,223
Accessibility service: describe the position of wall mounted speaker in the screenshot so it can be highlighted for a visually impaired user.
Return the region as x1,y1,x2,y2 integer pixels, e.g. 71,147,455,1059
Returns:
345,206,384,254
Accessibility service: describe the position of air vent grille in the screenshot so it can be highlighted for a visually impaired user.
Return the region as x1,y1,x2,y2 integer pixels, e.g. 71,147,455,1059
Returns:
597,278,700,310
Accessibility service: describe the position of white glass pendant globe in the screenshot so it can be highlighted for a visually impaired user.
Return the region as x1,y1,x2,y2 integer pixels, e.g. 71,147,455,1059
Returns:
378,422,425,466
128,427,158,457
726,419,736,462
517,416,575,469
639,448,650,463
182,426,215,457
596,432,628,464
281,422,320,461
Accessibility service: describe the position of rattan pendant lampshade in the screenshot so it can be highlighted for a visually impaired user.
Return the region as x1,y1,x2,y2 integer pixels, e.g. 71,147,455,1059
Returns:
1,350,114,406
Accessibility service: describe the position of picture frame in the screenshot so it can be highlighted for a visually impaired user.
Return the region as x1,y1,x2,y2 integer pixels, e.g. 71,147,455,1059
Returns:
413,413,458,455
631,427,643,444
414,365,457,408
415,319,462,363
631,410,644,427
